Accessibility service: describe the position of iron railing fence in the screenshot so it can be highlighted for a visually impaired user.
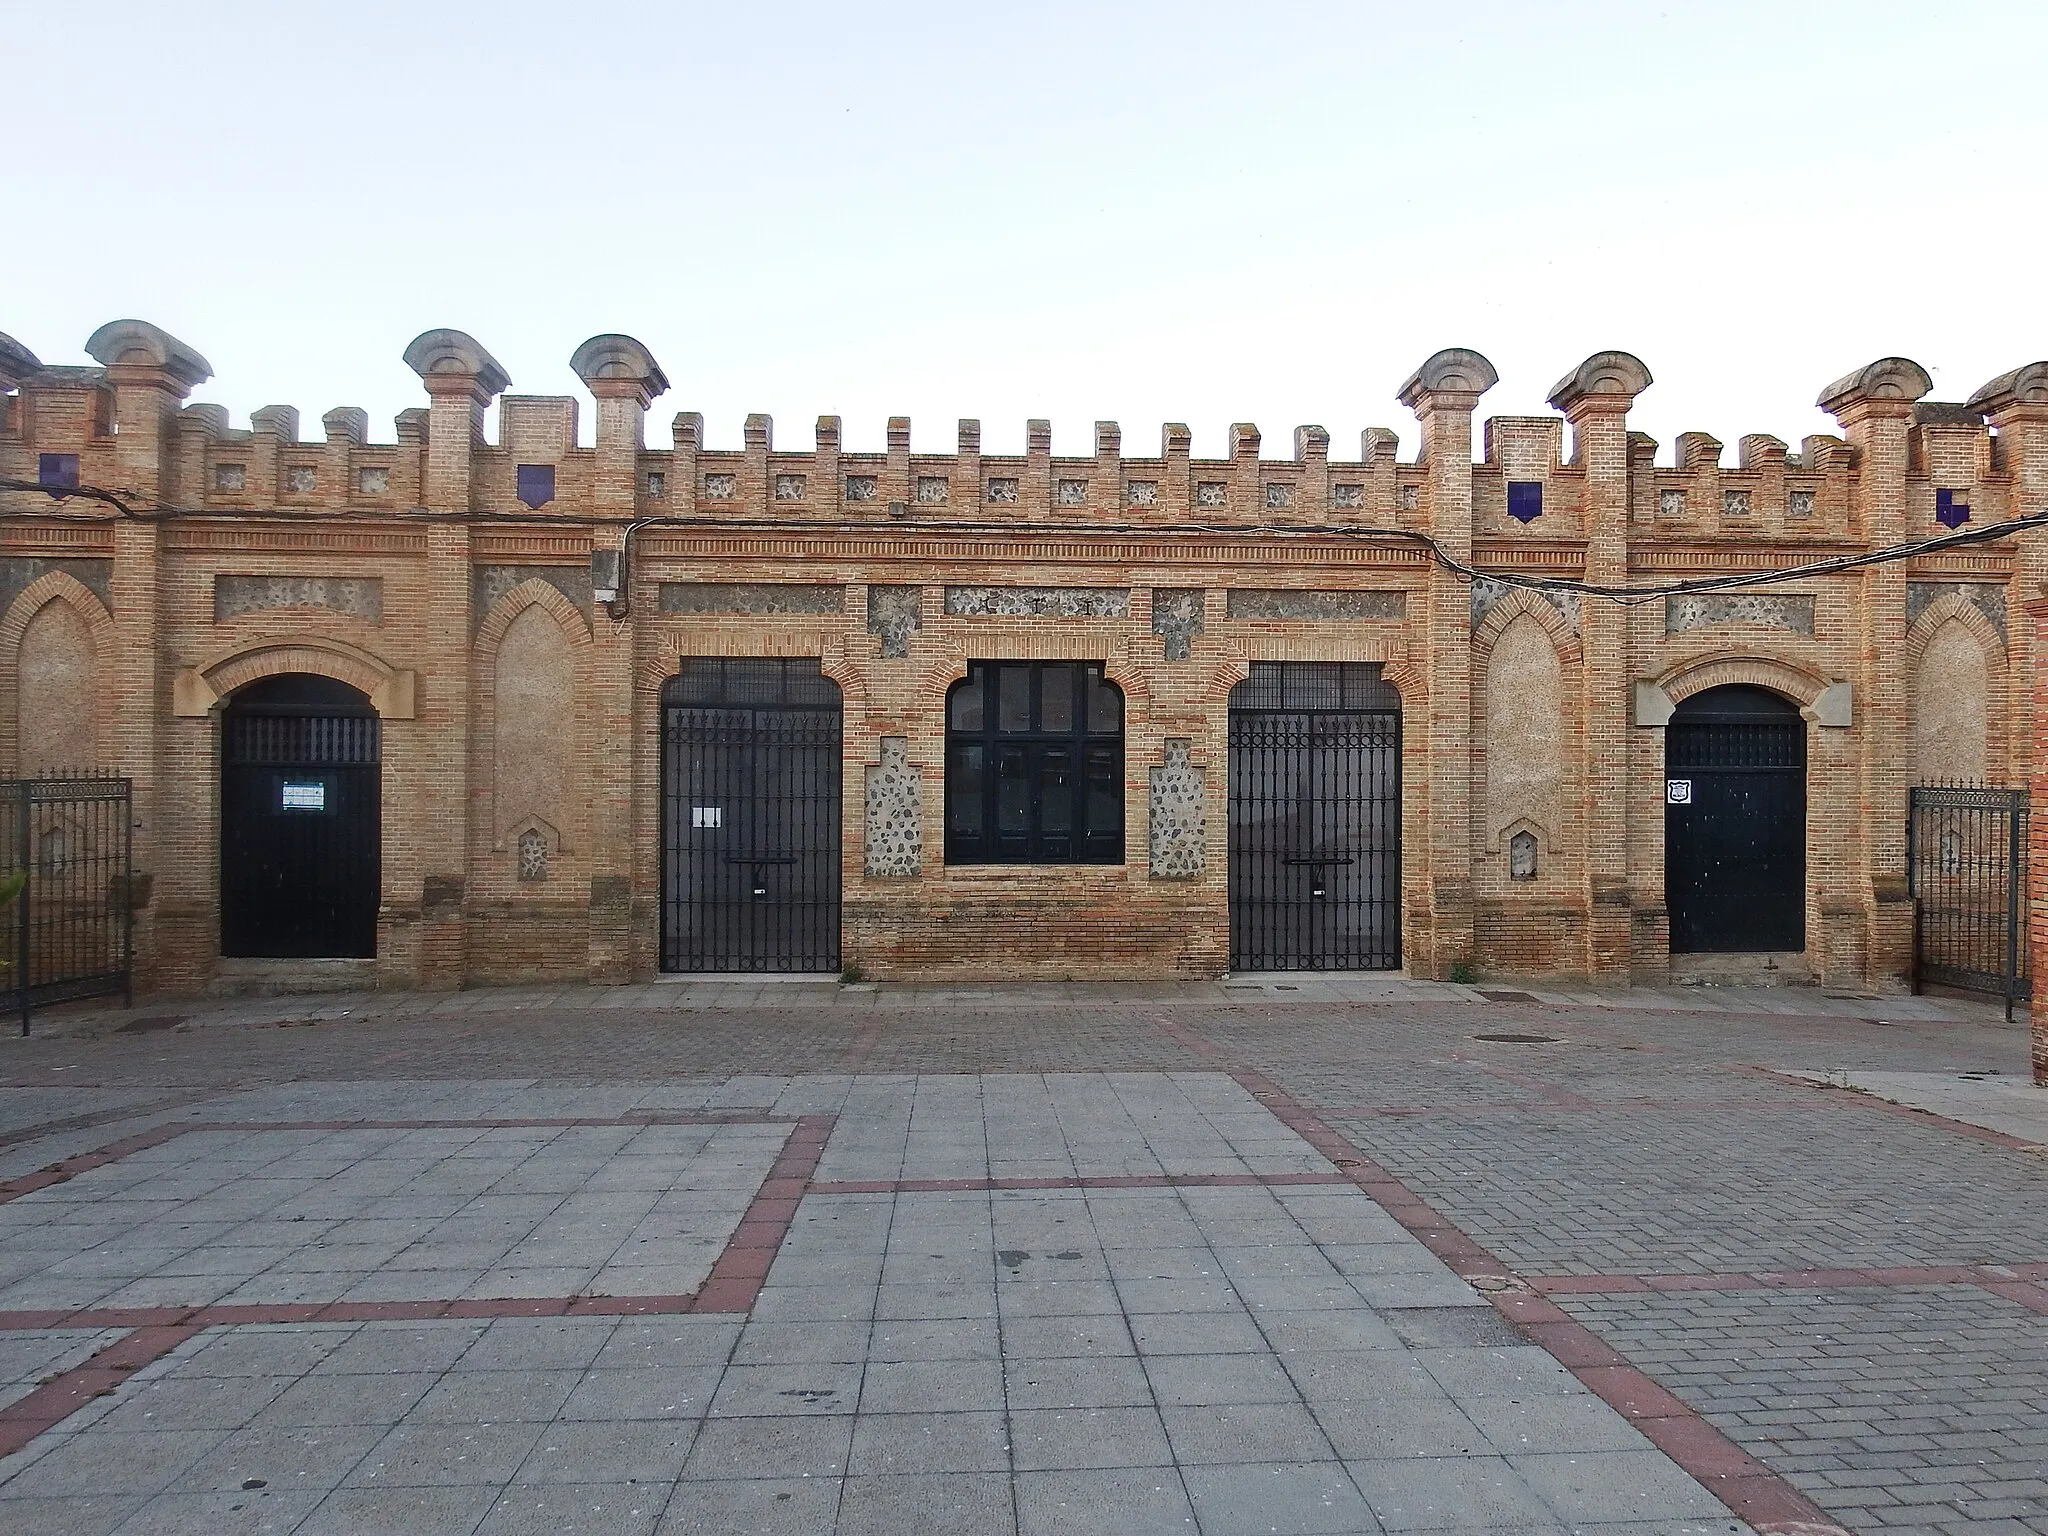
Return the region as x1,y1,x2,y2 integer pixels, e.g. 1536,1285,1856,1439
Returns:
1908,781,2029,1018
0,774,133,1034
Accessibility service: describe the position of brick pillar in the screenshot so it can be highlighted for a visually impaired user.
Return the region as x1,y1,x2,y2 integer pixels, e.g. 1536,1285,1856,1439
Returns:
1548,353,1652,978
571,334,669,982
400,330,511,988
1821,358,1932,990
81,321,211,991
1398,348,1497,978
1966,362,2048,1079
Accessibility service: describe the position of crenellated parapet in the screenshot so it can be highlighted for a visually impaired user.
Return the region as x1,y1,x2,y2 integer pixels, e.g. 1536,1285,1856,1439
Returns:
2,322,2043,562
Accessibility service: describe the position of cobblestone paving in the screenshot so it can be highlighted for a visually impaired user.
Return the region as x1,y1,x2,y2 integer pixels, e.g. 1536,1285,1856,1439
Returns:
1558,1286,2048,1534
0,982,2037,1531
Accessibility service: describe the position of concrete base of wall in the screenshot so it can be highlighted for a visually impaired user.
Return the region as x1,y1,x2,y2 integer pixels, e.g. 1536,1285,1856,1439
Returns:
205,958,377,997
1665,950,1813,988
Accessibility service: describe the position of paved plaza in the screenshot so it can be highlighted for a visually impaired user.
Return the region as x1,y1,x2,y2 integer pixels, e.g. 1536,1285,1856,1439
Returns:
0,979,2040,1533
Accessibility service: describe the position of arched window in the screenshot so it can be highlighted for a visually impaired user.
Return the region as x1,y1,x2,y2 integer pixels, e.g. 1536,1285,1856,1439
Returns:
945,662,1123,864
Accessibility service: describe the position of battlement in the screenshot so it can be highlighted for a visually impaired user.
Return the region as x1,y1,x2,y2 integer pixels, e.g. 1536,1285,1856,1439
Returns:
3,321,2044,551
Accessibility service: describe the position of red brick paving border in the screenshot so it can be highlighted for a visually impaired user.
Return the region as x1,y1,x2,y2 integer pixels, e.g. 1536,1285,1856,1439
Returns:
0,1110,839,1462
1148,1012,1853,1536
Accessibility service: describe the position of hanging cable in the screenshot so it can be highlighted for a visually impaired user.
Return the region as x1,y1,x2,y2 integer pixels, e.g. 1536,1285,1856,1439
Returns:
3,476,2042,606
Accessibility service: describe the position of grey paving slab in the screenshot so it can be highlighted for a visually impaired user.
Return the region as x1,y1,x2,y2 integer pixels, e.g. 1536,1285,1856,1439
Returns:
15,1009,2012,1533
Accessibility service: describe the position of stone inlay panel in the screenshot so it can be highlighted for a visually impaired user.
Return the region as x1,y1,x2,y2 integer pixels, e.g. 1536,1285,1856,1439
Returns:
866,585,922,658
864,737,922,878
1908,580,2007,641
1225,589,1405,621
943,587,1129,619
214,574,382,625
473,565,592,628
1151,588,1205,661
1471,579,1580,632
1664,593,1815,636
661,583,845,615
1148,739,1205,879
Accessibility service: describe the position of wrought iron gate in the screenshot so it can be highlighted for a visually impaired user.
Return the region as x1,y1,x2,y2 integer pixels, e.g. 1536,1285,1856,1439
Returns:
220,676,381,959
0,775,133,1034
661,658,842,973
1228,662,1401,972
1909,783,2030,1015
1665,685,1806,953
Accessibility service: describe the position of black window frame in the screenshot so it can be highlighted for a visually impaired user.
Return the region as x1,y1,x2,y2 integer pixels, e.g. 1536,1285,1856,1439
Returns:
945,661,1124,865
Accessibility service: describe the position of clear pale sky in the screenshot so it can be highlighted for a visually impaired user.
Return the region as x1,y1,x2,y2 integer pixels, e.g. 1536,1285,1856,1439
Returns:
5,1,2042,461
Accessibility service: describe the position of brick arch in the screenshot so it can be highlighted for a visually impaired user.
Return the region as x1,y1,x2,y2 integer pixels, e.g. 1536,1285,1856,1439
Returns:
635,632,863,708
0,572,117,775
1200,638,1418,709
1903,593,2009,781
1472,590,1583,667
474,578,592,657
1904,590,2006,670
196,636,411,717
912,636,1142,711
1653,653,1833,713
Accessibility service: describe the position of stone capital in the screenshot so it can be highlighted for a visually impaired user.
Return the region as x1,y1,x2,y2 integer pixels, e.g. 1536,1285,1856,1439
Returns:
402,329,511,400
1397,348,1498,414
1546,350,1652,418
569,333,668,408
0,330,41,390
1965,361,2048,424
84,318,212,395
1816,356,1932,425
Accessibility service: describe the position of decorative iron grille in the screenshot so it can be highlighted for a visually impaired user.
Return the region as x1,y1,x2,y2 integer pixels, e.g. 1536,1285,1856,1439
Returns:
1227,663,1402,972
0,775,133,1034
662,658,842,973
1909,782,2030,1016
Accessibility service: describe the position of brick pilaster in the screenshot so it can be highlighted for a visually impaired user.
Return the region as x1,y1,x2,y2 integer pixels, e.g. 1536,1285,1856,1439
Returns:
1399,349,1498,977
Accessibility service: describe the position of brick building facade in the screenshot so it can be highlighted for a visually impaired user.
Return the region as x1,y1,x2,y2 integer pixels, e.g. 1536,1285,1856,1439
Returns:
1,320,2042,999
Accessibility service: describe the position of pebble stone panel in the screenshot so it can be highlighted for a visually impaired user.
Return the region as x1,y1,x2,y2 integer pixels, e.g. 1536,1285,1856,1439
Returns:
943,586,1130,619
660,583,846,616
1664,593,1816,636
1470,577,1581,632
864,737,922,878
0,557,113,615
866,584,923,659
214,574,383,625
1148,739,1205,879
1225,588,1406,621
1151,588,1205,661
472,565,593,628
1907,579,2007,640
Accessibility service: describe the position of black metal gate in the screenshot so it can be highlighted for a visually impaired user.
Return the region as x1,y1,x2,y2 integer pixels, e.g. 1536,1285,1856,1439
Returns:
662,657,841,973
1665,685,1806,953
1909,783,2030,1014
1228,662,1401,972
0,775,133,1034
220,675,381,959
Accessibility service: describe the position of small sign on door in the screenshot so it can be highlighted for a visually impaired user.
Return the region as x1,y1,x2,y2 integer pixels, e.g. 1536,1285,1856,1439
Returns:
280,781,327,812
1665,779,1692,805
691,806,723,829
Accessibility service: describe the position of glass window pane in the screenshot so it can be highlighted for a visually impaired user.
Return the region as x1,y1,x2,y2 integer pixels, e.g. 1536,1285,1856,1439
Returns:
998,667,1031,733
947,744,983,834
1085,745,1121,831
949,674,983,731
1039,748,1073,832
1086,669,1122,733
1040,666,1075,732
996,746,1031,831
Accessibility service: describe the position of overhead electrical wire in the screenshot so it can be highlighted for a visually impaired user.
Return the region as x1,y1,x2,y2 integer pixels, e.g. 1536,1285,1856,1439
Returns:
4,476,2043,608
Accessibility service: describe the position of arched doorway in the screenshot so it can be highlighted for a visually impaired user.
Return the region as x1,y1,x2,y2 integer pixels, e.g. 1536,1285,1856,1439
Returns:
220,674,381,958
661,657,842,973
1227,661,1402,971
1665,684,1805,953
